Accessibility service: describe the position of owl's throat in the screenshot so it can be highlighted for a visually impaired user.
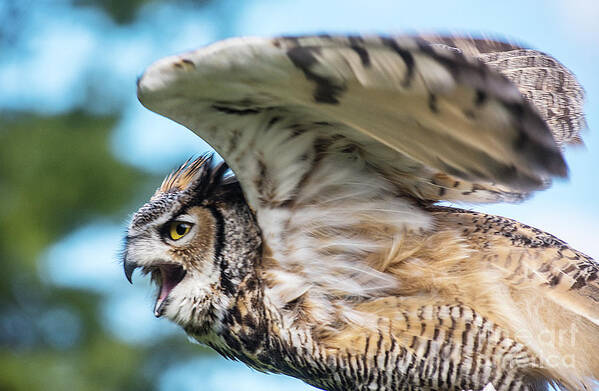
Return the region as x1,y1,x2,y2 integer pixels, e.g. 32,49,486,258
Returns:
153,264,186,317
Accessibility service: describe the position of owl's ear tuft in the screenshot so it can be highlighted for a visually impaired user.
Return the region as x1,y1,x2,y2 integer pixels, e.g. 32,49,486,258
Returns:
154,153,237,203
155,154,214,196
191,159,234,200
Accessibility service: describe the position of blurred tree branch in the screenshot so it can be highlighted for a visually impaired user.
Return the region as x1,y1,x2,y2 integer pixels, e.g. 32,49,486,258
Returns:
71,0,216,25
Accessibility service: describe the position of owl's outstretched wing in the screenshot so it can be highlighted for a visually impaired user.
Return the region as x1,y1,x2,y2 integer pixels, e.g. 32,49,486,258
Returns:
137,35,585,205
136,35,587,300
136,36,598,388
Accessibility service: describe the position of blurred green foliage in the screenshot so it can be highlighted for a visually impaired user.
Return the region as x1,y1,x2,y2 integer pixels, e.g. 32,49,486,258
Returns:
0,112,144,267
0,111,160,390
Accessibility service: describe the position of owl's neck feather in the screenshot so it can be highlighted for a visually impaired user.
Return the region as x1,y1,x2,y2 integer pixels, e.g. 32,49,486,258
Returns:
213,193,262,297
181,187,263,333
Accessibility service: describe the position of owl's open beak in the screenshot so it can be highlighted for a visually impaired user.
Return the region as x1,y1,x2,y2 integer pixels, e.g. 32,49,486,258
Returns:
122,254,186,317
153,264,186,317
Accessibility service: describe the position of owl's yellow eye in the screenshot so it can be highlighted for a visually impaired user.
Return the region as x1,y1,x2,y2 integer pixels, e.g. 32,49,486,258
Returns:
168,221,191,240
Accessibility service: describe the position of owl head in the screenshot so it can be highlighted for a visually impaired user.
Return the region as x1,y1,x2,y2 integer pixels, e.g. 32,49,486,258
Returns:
122,155,262,331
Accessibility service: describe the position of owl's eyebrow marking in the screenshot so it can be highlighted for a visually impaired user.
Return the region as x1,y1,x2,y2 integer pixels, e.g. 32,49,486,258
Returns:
131,199,175,229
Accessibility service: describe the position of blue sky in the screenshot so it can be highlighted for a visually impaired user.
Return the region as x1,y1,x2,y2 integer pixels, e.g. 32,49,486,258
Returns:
4,1,598,390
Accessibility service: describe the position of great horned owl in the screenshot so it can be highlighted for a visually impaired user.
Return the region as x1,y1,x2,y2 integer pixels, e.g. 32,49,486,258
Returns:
122,35,597,391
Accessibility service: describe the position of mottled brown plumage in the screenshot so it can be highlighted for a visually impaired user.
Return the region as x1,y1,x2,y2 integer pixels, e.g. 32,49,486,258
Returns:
123,34,596,391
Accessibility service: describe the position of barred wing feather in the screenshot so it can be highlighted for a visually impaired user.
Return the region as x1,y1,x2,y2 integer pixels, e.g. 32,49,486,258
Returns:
137,35,584,206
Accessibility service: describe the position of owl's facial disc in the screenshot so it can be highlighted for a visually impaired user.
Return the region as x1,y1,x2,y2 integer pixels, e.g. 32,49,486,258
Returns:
122,204,221,324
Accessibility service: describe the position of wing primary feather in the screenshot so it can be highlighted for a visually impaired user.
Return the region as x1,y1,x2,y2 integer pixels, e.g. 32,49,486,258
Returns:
137,33,585,203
